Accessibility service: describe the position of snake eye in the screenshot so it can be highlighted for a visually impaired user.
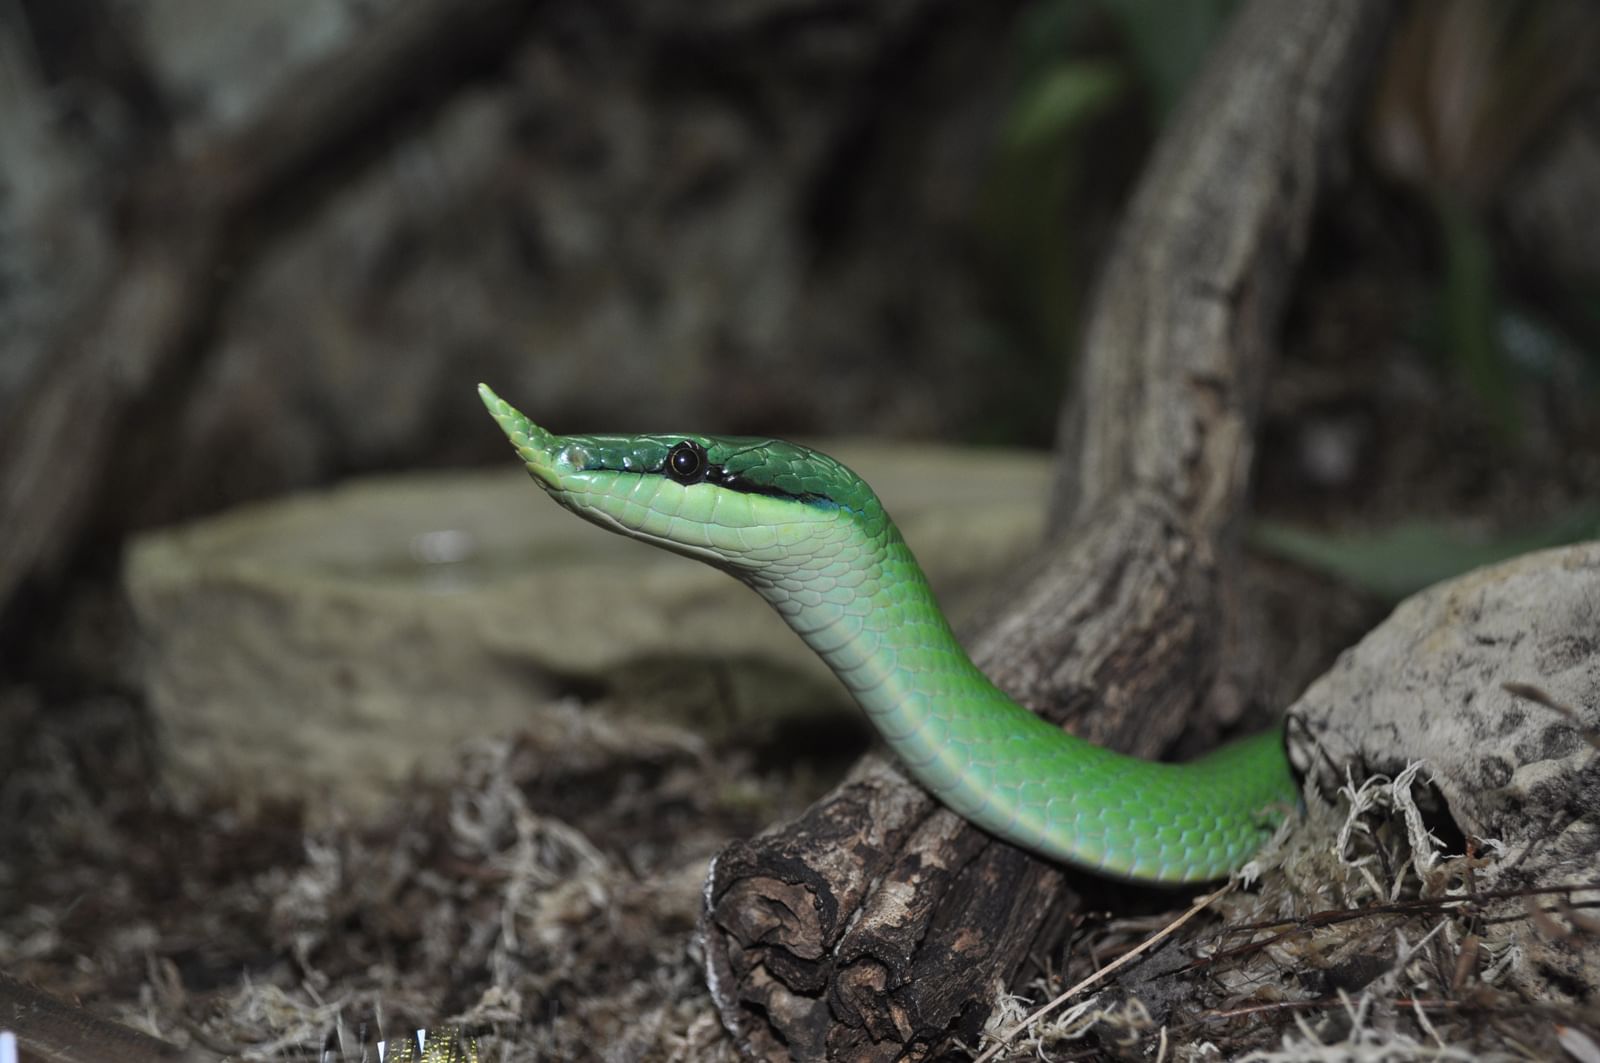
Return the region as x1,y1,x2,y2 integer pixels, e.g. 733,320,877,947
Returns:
666,441,705,484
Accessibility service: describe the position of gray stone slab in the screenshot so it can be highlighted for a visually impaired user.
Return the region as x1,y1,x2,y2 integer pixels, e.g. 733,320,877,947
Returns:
127,444,1051,816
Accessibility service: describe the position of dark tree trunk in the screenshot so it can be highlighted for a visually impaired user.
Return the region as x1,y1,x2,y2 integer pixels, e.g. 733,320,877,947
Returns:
700,3,1394,1058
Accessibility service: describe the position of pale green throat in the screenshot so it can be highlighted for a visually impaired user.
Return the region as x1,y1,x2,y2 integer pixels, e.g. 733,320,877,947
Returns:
479,383,1297,883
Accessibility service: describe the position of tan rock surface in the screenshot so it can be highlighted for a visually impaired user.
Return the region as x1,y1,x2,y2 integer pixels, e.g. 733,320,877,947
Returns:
1288,541,1600,1001
127,444,1051,816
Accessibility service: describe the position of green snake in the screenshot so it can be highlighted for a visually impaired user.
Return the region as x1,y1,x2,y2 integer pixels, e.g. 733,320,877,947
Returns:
480,384,1297,883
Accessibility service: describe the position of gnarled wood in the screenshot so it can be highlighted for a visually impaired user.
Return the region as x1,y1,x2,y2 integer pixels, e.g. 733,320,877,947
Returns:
701,2,1394,1058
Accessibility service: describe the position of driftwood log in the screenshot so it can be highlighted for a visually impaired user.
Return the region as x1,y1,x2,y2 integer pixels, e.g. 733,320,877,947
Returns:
701,3,1394,1059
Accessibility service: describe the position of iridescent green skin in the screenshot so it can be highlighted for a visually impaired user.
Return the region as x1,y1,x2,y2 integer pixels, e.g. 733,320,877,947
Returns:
479,384,1297,883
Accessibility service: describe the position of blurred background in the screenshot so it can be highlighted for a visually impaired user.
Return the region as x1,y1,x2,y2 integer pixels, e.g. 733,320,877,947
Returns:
0,0,1597,1057
2,0,1596,626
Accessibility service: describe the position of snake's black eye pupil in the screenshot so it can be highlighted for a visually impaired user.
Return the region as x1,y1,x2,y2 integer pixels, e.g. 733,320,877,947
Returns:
668,441,704,483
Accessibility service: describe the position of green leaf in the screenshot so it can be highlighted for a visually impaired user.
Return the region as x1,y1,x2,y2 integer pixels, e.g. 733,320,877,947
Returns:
1251,509,1600,601
1437,198,1520,439
1004,61,1126,152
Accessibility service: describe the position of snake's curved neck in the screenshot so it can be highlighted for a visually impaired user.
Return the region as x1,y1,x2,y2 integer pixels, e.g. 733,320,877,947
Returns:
744,523,1087,843
741,518,1291,882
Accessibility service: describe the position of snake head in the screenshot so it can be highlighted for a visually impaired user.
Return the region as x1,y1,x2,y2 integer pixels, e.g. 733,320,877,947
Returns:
478,384,888,574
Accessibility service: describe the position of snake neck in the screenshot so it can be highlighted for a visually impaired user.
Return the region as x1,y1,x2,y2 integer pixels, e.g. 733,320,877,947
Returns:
736,519,1294,881
741,521,1051,814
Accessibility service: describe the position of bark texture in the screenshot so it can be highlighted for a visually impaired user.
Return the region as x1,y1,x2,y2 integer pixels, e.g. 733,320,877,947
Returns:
701,3,1394,1059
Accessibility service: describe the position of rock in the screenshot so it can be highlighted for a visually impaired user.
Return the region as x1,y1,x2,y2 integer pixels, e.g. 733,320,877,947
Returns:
126,444,1050,816
1287,541,1600,998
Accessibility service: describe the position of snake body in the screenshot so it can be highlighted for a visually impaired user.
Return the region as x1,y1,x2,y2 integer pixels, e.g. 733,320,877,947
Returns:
480,384,1297,882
